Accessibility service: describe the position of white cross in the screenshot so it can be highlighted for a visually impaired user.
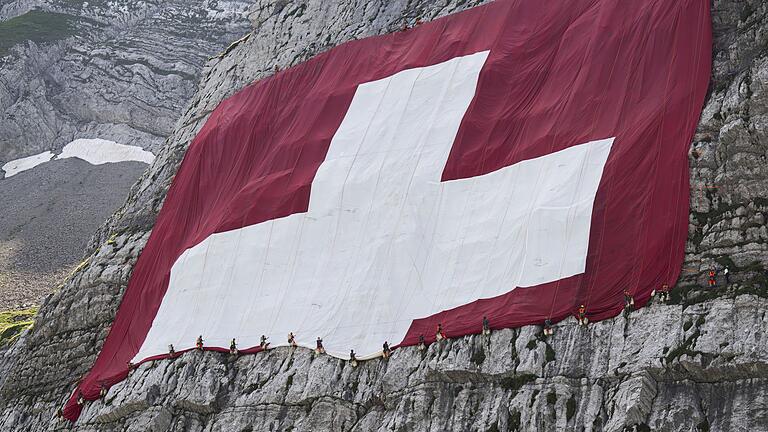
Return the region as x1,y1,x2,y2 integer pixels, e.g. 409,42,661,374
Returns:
134,51,613,361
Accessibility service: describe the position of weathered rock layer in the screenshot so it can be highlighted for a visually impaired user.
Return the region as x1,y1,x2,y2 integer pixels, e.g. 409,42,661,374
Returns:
0,0,258,308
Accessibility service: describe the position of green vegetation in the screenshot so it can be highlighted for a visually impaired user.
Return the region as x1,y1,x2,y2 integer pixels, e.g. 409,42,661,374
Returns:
666,324,702,363
508,409,521,431
529,389,539,407
546,391,557,405
683,320,693,331
545,344,556,363
0,10,81,57
0,307,37,347
499,373,536,392
566,395,576,421
669,258,768,307
593,416,603,429
470,347,486,365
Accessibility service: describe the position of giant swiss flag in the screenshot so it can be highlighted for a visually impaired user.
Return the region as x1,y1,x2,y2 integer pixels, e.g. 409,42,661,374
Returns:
65,0,711,420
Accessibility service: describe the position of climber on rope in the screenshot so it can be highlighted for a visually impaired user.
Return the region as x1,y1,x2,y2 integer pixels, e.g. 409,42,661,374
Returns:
577,304,588,326
288,332,297,347
127,361,134,372
77,391,85,406
418,334,426,351
99,382,108,398
708,266,717,287
56,408,63,419
196,335,204,351
543,319,554,336
436,323,446,341
724,267,730,284
623,290,635,310
168,344,175,357
482,316,491,336
350,349,358,367
382,341,391,359
316,337,325,354
260,335,269,349
652,284,671,303
230,338,238,355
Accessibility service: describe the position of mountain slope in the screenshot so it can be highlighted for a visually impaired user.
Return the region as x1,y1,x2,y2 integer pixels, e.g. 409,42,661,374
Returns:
0,0,766,431
0,0,257,308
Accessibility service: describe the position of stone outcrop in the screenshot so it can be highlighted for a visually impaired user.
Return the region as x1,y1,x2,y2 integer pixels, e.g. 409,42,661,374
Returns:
0,0,256,163
0,0,258,309
0,0,766,431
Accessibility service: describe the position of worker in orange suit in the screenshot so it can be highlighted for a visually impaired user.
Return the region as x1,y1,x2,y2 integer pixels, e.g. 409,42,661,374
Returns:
577,304,588,326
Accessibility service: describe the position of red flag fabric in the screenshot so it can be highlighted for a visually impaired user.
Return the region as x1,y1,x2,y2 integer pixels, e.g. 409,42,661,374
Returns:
64,0,710,421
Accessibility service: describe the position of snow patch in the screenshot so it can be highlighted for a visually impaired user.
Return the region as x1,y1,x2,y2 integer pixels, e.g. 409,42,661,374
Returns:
56,139,155,165
1,139,154,180
2,151,55,178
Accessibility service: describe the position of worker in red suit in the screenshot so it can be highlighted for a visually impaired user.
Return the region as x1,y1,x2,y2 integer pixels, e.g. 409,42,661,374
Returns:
543,319,554,336
577,304,588,326
652,284,671,303
623,290,635,310
436,323,446,341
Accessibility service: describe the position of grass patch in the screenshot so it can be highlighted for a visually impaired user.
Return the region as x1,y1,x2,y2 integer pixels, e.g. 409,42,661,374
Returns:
0,307,37,347
0,10,81,57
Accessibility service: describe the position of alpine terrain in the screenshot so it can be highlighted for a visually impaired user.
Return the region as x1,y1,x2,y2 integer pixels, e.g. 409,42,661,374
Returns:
0,1,767,431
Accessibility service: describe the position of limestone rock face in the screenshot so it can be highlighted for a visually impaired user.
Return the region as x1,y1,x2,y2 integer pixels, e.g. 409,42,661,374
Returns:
0,0,256,163
0,0,258,309
0,0,767,431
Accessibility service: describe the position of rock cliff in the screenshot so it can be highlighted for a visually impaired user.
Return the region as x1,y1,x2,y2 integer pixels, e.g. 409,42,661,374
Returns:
0,0,256,162
0,0,257,309
0,0,766,431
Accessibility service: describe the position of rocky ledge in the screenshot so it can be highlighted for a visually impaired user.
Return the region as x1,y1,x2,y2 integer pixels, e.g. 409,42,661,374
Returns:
65,295,768,431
